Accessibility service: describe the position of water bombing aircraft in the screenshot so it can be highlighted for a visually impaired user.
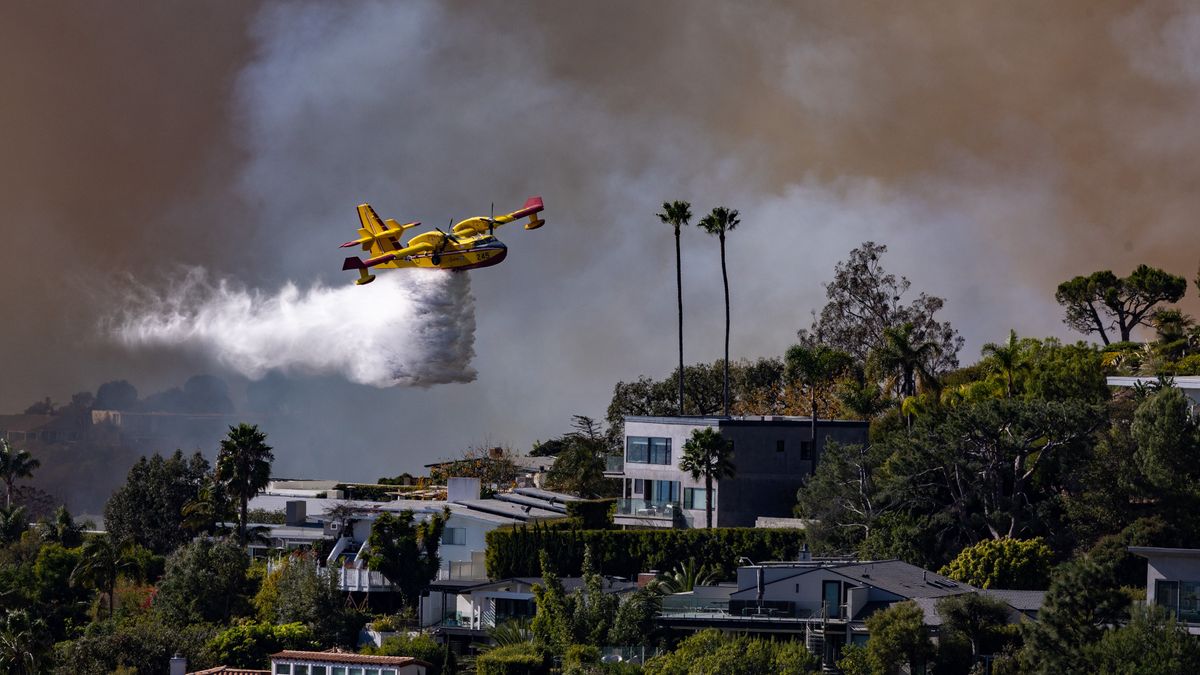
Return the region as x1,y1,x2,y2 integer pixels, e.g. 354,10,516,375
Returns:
340,196,545,284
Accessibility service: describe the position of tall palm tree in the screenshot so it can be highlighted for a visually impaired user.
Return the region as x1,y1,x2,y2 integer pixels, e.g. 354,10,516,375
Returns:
0,441,39,509
698,206,741,417
0,506,27,545
215,423,274,544
658,200,693,416
0,609,50,675
72,534,137,619
679,427,735,529
980,329,1027,398
785,344,852,472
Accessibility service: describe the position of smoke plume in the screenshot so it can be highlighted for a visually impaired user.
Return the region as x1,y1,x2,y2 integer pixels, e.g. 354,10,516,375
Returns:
113,268,476,387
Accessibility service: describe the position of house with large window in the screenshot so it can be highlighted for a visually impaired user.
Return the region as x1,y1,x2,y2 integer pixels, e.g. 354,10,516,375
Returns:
606,416,870,528
1129,546,1200,633
269,651,429,675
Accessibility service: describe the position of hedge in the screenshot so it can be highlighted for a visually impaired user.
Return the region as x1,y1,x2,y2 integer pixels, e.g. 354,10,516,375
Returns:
564,499,617,529
486,523,806,579
476,643,549,675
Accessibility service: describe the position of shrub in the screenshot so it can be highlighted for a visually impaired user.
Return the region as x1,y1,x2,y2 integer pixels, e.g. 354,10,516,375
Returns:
476,643,549,675
940,537,1054,590
565,499,617,529
486,525,805,579
565,643,601,669
364,633,446,675
206,621,316,669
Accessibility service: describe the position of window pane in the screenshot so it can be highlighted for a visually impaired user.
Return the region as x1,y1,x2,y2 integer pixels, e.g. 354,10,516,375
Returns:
627,437,649,463
295,667,309,675
275,666,291,675
311,668,326,675
349,669,364,675
649,437,671,464
332,669,347,675
365,669,380,675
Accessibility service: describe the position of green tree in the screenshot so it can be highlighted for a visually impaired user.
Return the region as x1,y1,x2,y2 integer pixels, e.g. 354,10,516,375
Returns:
608,586,663,647
1056,265,1188,344
799,241,962,370
1131,385,1200,494
0,506,28,546
794,442,889,555
643,629,818,674
658,200,693,417
39,505,85,549
679,427,735,528
872,322,941,403
940,538,1054,590
366,508,448,608
1021,556,1128,674
255,554,364,647
531,552,573,653
215,423,274,544
862,600,934,675
544,416,615,498
698,206,741,417
0,441,39,509
52,612,216,674
105,450,210,554
936,593,1014,664
153,538,252,625
72,533,138,619
786,343,853,459
656,558,717,593
980,329,1029,398
1083,603,1200,674
0,609,51,675
206,621,316,669
364,633,448,674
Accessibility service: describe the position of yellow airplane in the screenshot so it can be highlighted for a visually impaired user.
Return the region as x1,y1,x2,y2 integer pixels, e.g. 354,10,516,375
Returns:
340,196,545,285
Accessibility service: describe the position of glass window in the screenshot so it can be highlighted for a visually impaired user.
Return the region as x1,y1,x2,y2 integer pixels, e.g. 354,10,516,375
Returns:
349,669,364,675
311,668,327,675
1157,580,1180,617
650,480,679,503
442,527,466,546
800,440,813,460
633,479,644,495
627,436,649,463
365,669,380,675
649,437,671,464
275,665,291,675
683,488,711,510
332,669,346,675
1182,581,1200,623
383,670,397,675
295,666,309,675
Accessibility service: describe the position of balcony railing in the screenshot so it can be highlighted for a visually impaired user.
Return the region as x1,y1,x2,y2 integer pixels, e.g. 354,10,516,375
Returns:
605,456,624,473
614,499,693,527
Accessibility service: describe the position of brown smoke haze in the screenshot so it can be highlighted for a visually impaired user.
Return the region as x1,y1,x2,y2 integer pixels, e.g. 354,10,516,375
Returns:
3,1,1200,488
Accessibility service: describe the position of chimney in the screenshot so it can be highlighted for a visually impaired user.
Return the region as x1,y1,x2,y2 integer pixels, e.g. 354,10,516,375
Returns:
285,500,307,527
447,477,482,503
169,654,187,675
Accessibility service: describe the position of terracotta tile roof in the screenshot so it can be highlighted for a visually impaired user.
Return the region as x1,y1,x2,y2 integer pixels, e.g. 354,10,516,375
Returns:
188,667,270,675
271,650,433,667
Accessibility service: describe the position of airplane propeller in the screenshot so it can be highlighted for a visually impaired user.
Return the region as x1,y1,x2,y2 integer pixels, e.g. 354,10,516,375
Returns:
489,202,495,236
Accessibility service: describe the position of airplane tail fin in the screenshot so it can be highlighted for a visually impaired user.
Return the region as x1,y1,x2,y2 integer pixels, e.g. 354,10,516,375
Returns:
341,204,419,256
512,196,545,230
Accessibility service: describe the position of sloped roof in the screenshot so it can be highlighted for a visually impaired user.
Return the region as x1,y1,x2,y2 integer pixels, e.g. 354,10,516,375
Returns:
979,588,1046,612
188,667,270,675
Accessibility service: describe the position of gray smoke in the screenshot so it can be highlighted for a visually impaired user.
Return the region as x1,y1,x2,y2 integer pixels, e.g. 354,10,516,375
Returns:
113,267,475,387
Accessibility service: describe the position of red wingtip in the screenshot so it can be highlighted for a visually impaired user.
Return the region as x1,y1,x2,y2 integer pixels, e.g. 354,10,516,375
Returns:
342,256,366,270
339,240,358,248
523,196,543,211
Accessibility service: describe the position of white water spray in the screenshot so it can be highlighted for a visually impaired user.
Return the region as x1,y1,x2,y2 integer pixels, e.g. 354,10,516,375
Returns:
113,267,476,387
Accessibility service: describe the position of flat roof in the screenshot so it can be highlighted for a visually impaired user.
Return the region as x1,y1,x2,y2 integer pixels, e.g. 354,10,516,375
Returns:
1128,546,1200,558
625,415,868,427
1108,376,1200,389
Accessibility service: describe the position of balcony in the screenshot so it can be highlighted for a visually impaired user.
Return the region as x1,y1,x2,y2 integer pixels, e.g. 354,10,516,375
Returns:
614,499,693,528
605,456,624,475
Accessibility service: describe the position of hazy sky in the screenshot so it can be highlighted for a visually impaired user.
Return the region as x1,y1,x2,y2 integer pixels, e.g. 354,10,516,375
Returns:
3,1,1199,481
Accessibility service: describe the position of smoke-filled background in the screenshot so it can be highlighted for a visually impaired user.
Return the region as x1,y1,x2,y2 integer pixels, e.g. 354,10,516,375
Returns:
4,1,1200,492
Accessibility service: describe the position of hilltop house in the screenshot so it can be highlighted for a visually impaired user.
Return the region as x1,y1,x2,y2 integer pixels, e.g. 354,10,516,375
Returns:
1129,546,1200,634
605,416,870,528
657,553,1043,669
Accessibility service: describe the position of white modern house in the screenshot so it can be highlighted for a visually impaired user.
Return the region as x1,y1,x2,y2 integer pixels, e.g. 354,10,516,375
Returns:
606,416,870,528
1107,376,1200,405
269,651,429,675
1129,546,1200,634
246,478,573,600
